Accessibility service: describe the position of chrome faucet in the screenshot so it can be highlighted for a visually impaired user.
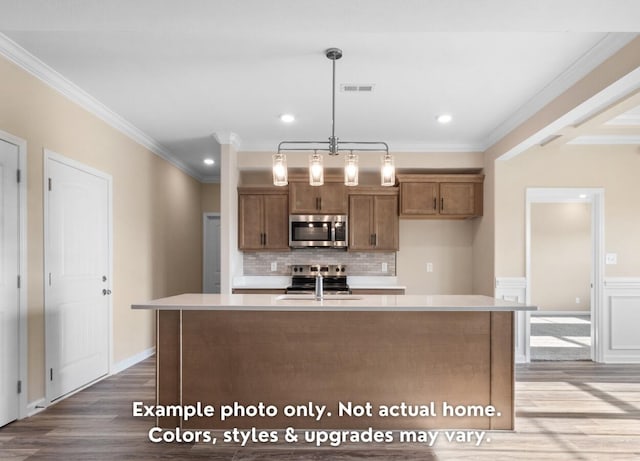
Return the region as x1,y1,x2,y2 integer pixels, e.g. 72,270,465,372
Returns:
315,273,324,300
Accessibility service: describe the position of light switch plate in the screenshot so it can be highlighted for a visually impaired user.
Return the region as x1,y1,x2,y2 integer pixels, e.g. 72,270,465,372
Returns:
605,253,617,265
426,262,433,273
381,262,388,273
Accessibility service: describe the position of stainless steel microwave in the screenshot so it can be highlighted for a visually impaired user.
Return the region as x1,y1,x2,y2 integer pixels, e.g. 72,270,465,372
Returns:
289,215,348,248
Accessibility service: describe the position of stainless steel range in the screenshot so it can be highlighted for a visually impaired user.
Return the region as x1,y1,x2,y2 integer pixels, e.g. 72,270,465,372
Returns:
286,264,350,295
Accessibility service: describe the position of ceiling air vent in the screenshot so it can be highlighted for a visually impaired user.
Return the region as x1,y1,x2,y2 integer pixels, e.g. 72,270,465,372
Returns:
340,84,375,93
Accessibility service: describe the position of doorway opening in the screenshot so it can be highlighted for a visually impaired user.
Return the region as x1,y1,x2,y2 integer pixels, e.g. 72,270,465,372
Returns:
525,188,604,362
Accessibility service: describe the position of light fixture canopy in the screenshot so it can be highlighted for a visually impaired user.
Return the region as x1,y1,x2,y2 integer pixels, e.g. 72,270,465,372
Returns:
273,47,392,187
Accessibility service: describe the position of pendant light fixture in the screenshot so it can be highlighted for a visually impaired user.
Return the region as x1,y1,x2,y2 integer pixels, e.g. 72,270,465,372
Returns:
274,48,393,187
272,152,287,186
344,151,358,186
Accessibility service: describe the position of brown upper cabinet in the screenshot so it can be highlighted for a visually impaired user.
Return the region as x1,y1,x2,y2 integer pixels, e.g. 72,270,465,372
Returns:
289,181,347,214
348,187,399,251
238,187,289,250
397,174,484,218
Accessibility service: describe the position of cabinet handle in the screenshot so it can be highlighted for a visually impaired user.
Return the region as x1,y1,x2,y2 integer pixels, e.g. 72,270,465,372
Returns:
441,197,444,211
374,234,378,247
263,233,267,246
433,197,437,210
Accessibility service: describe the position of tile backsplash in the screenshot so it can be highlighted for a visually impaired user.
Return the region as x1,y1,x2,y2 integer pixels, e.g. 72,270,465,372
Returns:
243,249,396,276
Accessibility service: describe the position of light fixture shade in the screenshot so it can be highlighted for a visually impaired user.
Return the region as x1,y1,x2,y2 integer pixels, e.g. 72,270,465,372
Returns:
309,153,324,186
272,153,288,186
381,153,395,186
344,152,359,186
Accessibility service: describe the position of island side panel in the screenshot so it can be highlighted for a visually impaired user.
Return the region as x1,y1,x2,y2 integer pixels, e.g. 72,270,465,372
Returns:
178,310,497,430
490,311,514,430
157,310,181,428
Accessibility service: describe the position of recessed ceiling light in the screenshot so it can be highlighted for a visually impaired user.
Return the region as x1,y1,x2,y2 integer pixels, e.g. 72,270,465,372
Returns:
280,114,295,123
436,114,453,124
579,194,587,199
203,158,215,166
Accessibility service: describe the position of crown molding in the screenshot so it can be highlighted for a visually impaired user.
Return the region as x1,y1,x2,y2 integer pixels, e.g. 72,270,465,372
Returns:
483,32,638,151
200,174,221,184
0,33,203,181
212,132,242,150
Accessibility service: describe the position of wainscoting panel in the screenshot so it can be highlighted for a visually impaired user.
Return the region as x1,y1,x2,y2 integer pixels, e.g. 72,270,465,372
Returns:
603,278,640,363
495,277,527,363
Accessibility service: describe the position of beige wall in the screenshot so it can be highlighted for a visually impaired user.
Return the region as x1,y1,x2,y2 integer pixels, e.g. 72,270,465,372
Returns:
495,143,640,279
398,220,474,294
0,56,203,402
201,182,221,213
531,203,591,311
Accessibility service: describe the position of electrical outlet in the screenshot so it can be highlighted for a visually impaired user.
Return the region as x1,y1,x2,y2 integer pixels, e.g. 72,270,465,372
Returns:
605,253,617,265
426,262,433,273
381,262,388,273
575,297,581,304
270,262,278,272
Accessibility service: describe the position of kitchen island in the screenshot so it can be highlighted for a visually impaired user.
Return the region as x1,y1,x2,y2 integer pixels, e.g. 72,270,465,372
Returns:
132,294,535,431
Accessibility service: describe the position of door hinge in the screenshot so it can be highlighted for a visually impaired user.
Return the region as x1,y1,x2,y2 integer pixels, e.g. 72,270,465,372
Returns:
49,272,52,286
17,169,21,183
48,177,52,191
17,274,21,289
50,368,53,381
17,380,22,394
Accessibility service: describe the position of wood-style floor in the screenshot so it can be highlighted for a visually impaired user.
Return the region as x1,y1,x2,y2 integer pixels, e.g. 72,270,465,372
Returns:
1,358,639,460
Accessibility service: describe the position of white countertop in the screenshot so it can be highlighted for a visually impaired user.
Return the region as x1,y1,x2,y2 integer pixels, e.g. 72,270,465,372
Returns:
132,293,536,312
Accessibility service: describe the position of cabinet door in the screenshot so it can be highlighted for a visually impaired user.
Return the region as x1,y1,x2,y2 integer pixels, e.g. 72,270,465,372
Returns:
348,195,374,250
440,183,476,216
289,183,319,213
373,195,399,250
320,183,347,213
238,194,264,250
400,182,439,216
263,194,289,249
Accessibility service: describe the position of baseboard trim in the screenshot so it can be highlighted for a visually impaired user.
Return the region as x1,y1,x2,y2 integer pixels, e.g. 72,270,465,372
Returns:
112,346,155,375
26,398,46,417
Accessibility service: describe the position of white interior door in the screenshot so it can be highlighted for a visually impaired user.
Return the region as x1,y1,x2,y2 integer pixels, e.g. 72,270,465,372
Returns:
203,214,221,293
0,139,19,427
45,153,111,402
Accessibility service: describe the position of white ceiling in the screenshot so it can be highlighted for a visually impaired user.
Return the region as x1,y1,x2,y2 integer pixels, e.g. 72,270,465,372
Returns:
1,0,639,181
